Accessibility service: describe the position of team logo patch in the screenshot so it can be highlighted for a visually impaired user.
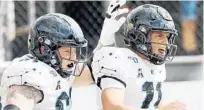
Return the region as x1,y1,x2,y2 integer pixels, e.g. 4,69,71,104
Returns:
137,68,144,78
56,81,61,90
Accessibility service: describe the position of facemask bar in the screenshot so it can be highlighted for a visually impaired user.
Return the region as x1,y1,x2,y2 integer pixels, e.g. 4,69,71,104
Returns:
145,30,178,64
146,42,177,65
34,29,88,77
56,45,88,77
123,25,178,65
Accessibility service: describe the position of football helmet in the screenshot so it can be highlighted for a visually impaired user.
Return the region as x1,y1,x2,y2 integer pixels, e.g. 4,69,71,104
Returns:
123,4,177,65
28,13,88,77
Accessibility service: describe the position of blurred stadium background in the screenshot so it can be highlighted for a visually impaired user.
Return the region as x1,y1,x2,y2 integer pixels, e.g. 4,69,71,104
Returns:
0,1,203,110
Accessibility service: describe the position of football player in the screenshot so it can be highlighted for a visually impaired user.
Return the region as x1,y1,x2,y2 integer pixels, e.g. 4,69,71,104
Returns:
0,13,94,110
92,1,187,110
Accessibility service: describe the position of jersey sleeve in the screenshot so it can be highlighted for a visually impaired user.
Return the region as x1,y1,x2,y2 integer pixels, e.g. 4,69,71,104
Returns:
0,59,54,91
92,47,128,91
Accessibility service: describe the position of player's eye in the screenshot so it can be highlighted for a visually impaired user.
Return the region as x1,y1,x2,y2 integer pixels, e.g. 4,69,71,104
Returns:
64,50,70,53
156,34,162,38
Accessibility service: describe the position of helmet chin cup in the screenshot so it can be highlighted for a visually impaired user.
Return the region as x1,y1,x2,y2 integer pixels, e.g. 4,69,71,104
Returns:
61,64,76,78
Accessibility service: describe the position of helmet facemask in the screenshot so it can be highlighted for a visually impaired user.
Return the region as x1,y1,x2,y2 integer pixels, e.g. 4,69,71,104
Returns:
55,44,88,77
31,34,88,78
122,4,178,65
125,25,177,65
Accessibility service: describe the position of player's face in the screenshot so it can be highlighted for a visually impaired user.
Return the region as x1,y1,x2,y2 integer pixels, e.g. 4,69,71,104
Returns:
57,46,77,69
150,31,169,57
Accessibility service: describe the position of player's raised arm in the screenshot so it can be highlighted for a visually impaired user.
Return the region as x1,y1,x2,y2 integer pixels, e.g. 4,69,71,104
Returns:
93,0,129,53
3,85,43,110
73,0,129,88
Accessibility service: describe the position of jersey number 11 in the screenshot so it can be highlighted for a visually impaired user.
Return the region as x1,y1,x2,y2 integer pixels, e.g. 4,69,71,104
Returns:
141,82,162,109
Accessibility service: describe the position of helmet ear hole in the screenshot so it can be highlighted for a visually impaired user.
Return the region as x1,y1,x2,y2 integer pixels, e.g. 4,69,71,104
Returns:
68,34,74,40
129,33,136,40
28,39,31,42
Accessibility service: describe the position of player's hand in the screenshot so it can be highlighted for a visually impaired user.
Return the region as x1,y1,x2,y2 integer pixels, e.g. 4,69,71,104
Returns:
100,0,129,46
160,101,187,110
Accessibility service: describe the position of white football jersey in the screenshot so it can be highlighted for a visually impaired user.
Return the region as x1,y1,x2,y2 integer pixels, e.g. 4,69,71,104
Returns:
92,47,166,110
0,54,75,110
